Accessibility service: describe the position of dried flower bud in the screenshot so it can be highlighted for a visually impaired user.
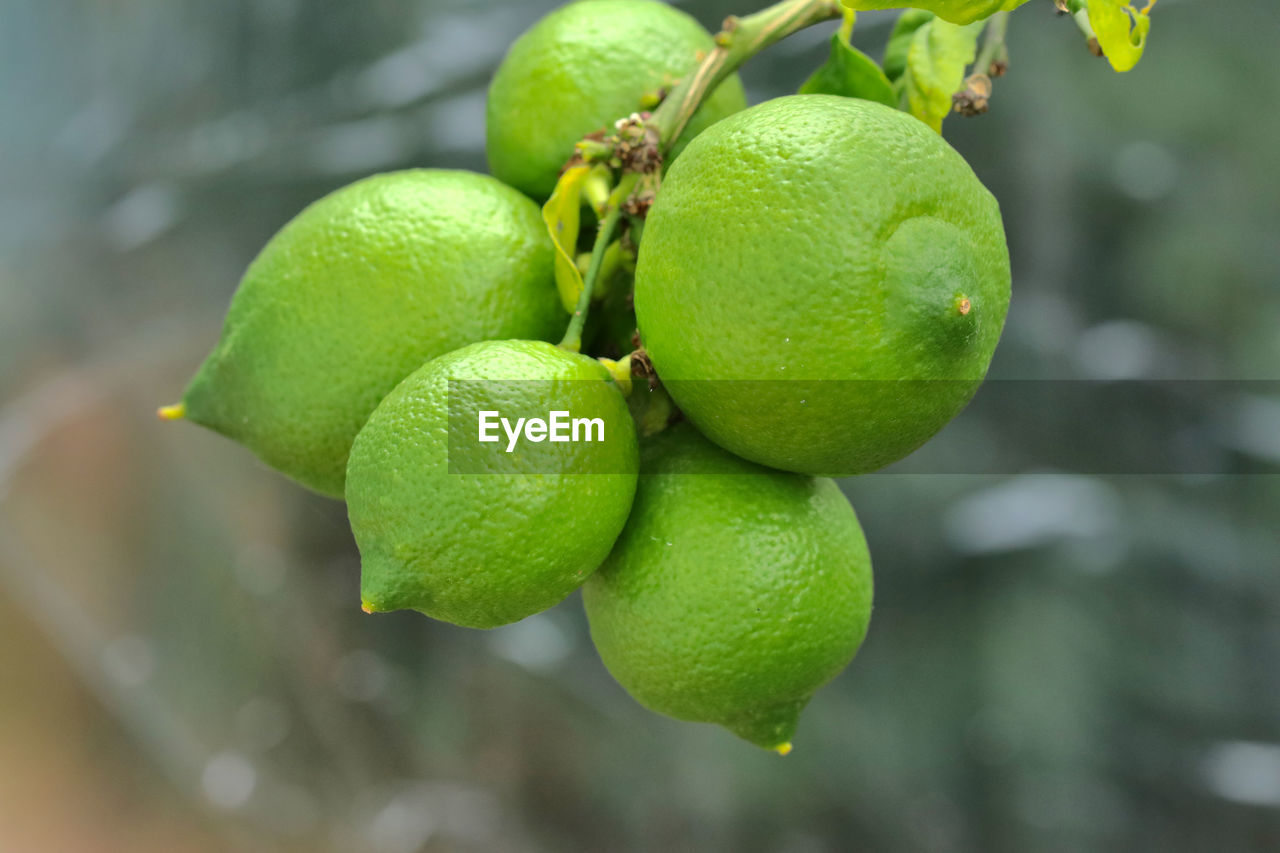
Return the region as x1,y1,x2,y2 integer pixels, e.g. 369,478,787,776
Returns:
953,74,993,117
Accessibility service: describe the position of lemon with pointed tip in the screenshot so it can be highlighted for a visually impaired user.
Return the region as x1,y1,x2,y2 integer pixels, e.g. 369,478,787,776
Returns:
486,0,748,200
347,339,639,629
583,424,873,750
634,95,1011,476
173,169,563,497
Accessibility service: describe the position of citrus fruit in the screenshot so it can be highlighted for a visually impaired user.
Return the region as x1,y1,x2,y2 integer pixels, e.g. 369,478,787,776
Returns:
842,0,1029,25
174,169,563,497
347,339,638,629
485,0,748,200
582,423,873,751
633,95,1011,476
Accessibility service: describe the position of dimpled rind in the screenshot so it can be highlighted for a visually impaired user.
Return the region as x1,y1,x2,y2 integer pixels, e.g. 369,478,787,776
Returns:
180,170,564,497
582,424,873,750
347,340,639,629
633,95,1012,475
485,0,748,200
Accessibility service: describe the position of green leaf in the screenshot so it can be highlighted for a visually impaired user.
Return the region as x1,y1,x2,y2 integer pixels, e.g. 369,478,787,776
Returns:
1087,0,1155,73
799,34,897,107
542,165,592,313
883,9,935,82
841,0,1028,26
900,18,982,133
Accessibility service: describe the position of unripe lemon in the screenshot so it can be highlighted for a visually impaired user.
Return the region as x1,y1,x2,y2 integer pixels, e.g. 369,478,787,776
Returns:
348,340,638,629
486,0,748,200
175,170,563,497
583,424,873,751
634,96,1011,476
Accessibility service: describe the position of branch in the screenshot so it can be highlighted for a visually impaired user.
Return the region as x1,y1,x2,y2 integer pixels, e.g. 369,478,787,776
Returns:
560,173,641,353
650,0,844,147
955,11,1011,118
974,10,1010,77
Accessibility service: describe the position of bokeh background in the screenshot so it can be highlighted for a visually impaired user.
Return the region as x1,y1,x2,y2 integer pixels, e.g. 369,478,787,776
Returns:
2,0,1278,850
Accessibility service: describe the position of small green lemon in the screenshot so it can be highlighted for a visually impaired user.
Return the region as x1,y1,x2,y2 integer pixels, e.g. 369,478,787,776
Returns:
634,95,1011,476
485,0,748,200
348,339,638,629
176,170,563,497
583,424,873,751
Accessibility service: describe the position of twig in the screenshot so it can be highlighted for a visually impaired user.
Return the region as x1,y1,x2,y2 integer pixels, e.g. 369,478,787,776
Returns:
975,11,1010,77
650,0,844,147
560,174,640,353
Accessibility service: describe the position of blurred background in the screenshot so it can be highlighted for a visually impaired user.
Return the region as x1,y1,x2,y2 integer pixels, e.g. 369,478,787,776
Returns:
2,0,1278,850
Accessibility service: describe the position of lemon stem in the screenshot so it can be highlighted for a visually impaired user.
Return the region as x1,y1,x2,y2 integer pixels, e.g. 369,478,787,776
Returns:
1068,5,1101,55
559,174,639,353
974,11,1010,77
838,8,855,47
650,0,843,147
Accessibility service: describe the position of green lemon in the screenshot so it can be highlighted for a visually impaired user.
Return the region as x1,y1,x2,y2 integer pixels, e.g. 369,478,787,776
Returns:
843,0,1029,25
583,423,873,751
634,95,1011,476
485,0,748,200
347,339,638,629
174,170,563,497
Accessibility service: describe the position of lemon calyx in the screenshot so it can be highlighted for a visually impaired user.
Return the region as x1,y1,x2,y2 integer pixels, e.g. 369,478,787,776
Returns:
597,356,634,397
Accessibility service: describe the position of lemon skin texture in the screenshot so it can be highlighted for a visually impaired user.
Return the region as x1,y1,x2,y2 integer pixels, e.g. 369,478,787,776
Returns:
634,96,1011,476
347,340,639,629
486,0,748,200
180,170,564,498
583,424,873,750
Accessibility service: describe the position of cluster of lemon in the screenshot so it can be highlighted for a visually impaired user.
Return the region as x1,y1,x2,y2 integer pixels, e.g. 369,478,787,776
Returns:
166,0,1010,752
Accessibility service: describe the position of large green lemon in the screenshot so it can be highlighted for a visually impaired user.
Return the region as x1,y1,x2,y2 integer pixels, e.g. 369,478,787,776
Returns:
634,95,1011,475
347,339,638,629
485,0,748,200
583,424,873,751
177,170,563,497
